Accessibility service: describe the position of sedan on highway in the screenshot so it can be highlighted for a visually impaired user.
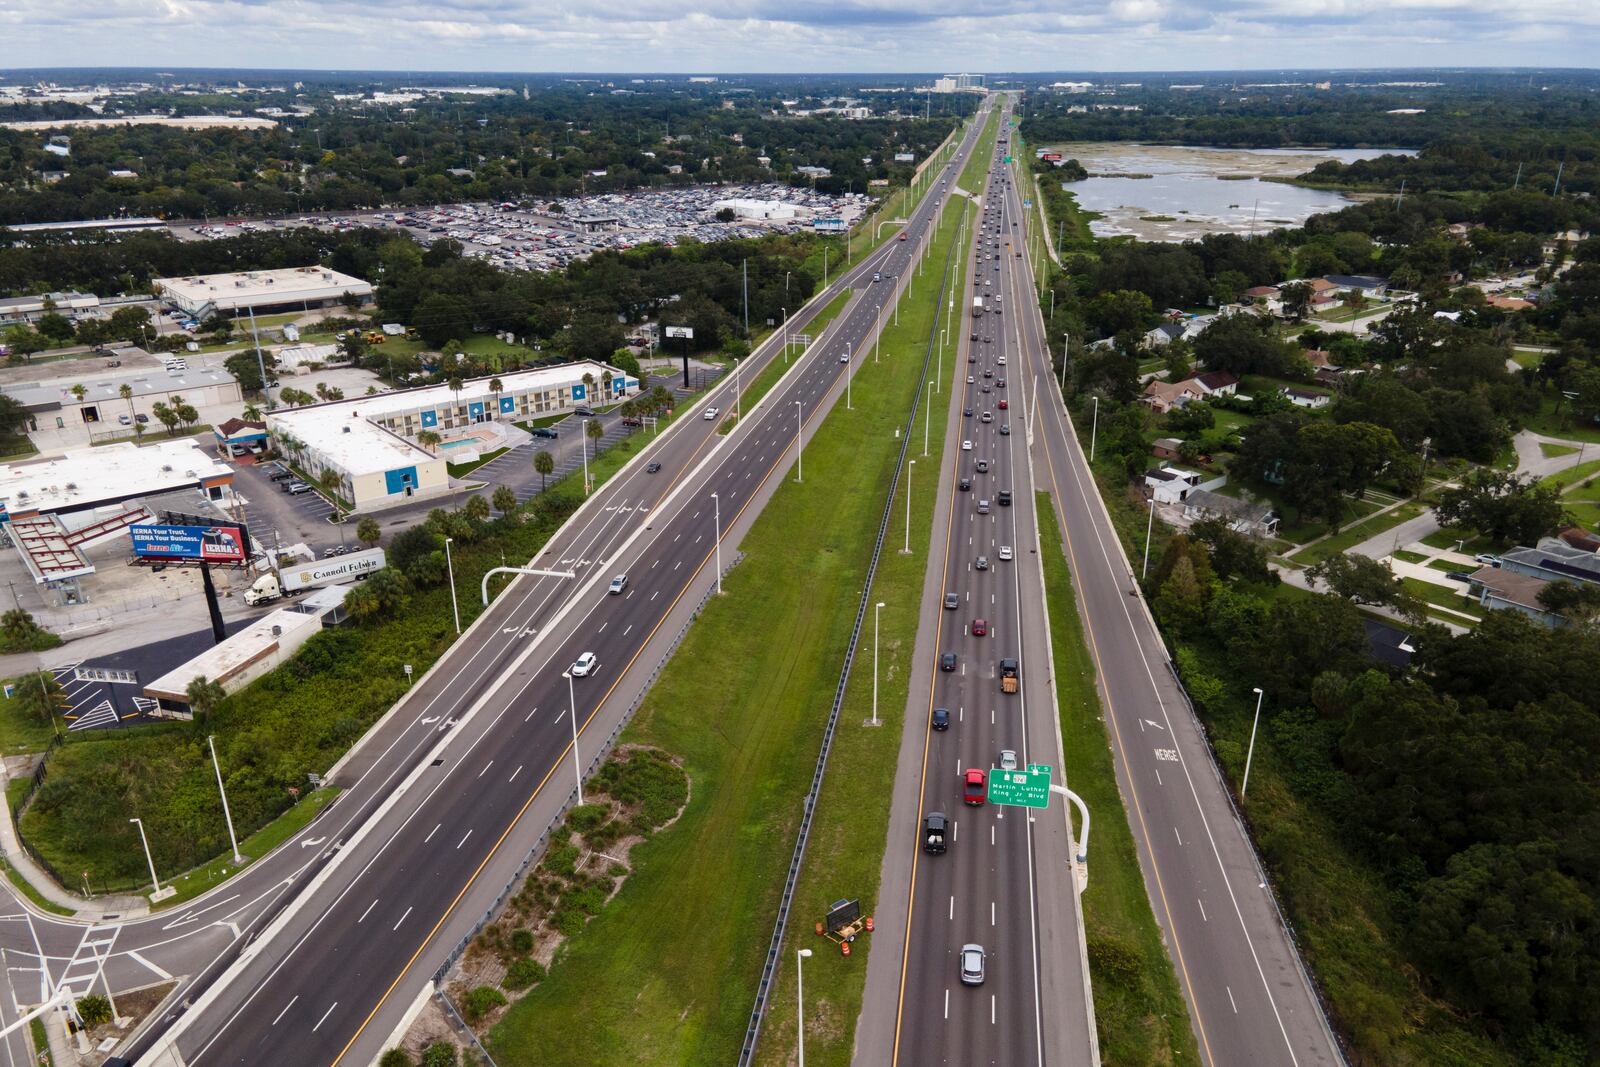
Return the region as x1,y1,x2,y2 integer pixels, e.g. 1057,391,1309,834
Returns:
998,545,1013,561
932,708,950,731
944,592,960,609
963,769,987,806
971,618,988,637
999,423,1011,436
980,412,993,424
976,555,989,571
960,944,986,985
704,407,720,420
998,399,1008,410
999,749,1018,771
608,575,628,595
962,440,973,451
940,652,958,672
571,651,598,677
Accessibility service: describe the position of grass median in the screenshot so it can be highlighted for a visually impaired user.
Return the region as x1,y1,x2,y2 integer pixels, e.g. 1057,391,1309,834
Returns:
1037,492,1200,1065
726,286,857,434
486,199,973,1067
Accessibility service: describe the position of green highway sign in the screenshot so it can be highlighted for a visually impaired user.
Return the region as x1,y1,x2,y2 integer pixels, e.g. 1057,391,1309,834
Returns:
1004,156,1013,165
988,764,1051,808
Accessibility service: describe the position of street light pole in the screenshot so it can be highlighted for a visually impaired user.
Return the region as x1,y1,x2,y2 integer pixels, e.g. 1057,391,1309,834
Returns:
797,949,813,1067
1142,501,1155,581
924,382,933,456
129,817,162,895
781,307,788,363
904,461,915,552
846,342,852,410
444,536,460,635
874,305,881,363
712,492,722,595
208,735,243,864
794,402,804,483
872,601,886,726
564,671,583,804
1061,333,1070,394
1089,395,1100,463
1242,687,1264,798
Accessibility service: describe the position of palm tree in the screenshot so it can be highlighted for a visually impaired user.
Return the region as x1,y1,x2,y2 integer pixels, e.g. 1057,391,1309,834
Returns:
185,675,227,727
70,384,87,405
318,468,343,501
533,449,554,490
242,402,262,422
447,377,464,416
417,429,442,453
601,369,614,399
585,416,603,459
492,485,517,516
119,383,136,425
489,377,504,415
581,372,596,402
355,516,381,547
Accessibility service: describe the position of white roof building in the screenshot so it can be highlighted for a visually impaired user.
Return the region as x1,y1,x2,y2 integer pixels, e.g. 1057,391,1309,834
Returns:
154,266,374,319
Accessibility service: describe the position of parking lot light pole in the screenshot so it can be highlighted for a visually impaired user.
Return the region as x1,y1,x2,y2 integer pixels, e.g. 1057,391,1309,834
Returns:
444,536,460,635
208,735,243,864
1242,687,1265,798
795,402,804,483
129,817,162,895
564,671,583,805
712,492,723,595
797,949,813,1067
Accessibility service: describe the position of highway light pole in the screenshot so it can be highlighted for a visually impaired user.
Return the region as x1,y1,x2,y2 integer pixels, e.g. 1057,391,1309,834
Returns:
874,305,881,363
1061,334,1070,394
208,735,242,865
1242,687,1265,799
712,492,723,596
845,342,853,411
904,461,915,552
1141,502,1155,581
444,536,460,635
924,382,933,456
796,948,813,1067
564,671,583,805
1089,395,1100,463
129,817,162,896
872,601,886,725
781,307,788,363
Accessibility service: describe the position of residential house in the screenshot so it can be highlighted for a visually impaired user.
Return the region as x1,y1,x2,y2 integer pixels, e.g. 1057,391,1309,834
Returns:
1181,489,1278,536
1191,371,1239,398
1302,349,1332,370
1557,526,1600,554
1489,295,1534,311
1362,619,1416,669
1498,538,1600,586
1324,274,1390,299
1140,379,1203,414
1143,322,1186,347
1468,566,1561,627
1282,387,1331,410
1144,467,1203,504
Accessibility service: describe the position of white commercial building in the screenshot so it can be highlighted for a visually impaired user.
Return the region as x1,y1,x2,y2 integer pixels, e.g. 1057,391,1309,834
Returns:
265,359,637,512
711,198,797,221
154,266,374,320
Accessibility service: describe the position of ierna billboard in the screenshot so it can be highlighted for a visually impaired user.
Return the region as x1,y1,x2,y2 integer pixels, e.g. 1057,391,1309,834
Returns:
130,524,247,563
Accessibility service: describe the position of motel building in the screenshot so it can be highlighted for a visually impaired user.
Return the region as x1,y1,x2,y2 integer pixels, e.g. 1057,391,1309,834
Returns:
264,360,637,512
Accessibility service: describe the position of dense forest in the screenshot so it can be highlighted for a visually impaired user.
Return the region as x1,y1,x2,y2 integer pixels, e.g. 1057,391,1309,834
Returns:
0,77,972,224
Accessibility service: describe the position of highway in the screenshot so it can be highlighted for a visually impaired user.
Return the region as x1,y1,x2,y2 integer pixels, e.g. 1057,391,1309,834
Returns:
1001,116,1346,1066
858,100,1096,1067
0,98,997,1066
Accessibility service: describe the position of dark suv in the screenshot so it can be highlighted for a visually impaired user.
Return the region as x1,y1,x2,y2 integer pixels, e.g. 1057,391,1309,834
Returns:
932,707,950,731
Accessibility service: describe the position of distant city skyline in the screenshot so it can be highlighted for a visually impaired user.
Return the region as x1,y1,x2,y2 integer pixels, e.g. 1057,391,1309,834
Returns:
7,0,1598,75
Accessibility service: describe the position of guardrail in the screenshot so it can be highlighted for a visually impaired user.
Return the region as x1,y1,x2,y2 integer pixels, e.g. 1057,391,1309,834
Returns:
736,161,969,1066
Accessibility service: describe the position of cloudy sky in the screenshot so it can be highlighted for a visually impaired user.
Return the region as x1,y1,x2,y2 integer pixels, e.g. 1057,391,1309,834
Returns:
6,0,1598,73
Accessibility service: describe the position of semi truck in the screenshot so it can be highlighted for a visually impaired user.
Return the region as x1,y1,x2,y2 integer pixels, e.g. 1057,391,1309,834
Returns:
999,658,1019,695
972,296,984,316
243,548,387,606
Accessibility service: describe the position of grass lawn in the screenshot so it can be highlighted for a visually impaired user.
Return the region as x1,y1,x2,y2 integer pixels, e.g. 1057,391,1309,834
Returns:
0,684,62,756
1393,549,1429,564
1037,492,1198,1064
1,856,72,915
1567,498,1600,528
1541,457,1600,492
30,1018,51,1066
1511,348,1544,370
1525,395,1600,444
1287,501,1423,566
1402,577,1484,621
1427,558,1467,573
1539,441,1579,459
446,446,510,479
1421,529,1487,553
152,787,340,911
487,196,978,1067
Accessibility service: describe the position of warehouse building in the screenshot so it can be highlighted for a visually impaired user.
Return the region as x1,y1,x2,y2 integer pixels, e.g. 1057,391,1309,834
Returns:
4,365,241,439
153,266,374,320
265,359,636,512
0,291,100,327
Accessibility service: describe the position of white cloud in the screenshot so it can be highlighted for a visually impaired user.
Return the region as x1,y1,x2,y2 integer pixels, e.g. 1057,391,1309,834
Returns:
1,0,1595,70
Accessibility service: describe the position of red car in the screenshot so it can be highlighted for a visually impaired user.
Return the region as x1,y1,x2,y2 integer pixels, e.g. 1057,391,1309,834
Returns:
899,232,909,241
998,398,1009,410
963,768,987,806
971,618,988,636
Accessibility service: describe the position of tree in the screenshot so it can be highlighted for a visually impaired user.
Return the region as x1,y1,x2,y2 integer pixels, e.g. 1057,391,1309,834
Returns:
1086,289,1154,338
492,485,517,516
225,350,277,394
70,384,87,405
185,675,227,726
318,469,343,500
1307,554,1423,619
0,394,30,439
174,402,200,429
1192,314,1295,377
14,671,62,727
534,449,554,490
73,994,112,1029
379,1051,414,1067
417,430,442,453
344,568,411,623
585,417,603,458
1279,281,1313,322
421,1042,458,1067
1153,554,1207,633
412,292,473,348
0,609,58,653
119,383,136,425
1188,519,1274,583
34,312,74,343
388,525,442,583
1535,580,1600,625
355,516,382,547
463,494,491,523
151,401,179,435
1436,470,1567,546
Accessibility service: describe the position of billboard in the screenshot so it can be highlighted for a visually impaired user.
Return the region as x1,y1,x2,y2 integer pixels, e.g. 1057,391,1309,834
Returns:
281,548,386,592
131,523,247,563
664,326,694,340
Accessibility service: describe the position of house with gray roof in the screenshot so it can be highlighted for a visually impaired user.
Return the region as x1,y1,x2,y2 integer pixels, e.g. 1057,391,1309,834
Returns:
1181,489,1277,536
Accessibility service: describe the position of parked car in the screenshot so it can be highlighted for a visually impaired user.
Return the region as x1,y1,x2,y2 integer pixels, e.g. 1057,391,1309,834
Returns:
531,426,558,439
286,481,312,495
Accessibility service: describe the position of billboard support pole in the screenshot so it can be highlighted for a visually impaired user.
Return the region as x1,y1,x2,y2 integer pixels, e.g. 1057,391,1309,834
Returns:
200,562,226,644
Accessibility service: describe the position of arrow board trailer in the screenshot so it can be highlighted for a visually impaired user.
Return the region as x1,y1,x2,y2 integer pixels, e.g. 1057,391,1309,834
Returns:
281,548,386,591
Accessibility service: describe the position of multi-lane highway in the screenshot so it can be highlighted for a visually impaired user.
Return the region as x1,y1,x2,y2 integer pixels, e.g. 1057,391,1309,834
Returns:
1000,115,1345,1067
862,102,1096,1067
0,98,995,1067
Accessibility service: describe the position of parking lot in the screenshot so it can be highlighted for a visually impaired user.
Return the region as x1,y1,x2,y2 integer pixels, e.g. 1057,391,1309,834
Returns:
169,185,867,273
231,458,345,557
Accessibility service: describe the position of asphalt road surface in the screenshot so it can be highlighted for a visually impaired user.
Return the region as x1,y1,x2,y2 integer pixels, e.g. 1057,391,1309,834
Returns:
1001,125,1345,1067
0,105,993,1067
862,103,1096,1067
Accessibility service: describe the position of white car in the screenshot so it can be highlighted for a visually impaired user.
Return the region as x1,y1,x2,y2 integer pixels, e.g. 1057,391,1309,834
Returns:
571,652,598,677
703,407,720,420
608,574,628,595
998,545,1014,561
840,352,850,363
999,750,1018,771
997,355,1007,366
962,440,973,451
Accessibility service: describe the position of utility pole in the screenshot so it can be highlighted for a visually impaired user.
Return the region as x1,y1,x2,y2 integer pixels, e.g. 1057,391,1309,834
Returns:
741,258,749,336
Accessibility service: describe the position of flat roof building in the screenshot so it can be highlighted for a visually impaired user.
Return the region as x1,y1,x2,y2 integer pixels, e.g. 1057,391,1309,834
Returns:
265,359,637,512
4,366,241,438
154,266,374,320
0,291,100,326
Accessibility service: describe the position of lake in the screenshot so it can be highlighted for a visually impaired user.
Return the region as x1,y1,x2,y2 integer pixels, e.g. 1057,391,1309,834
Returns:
1051,143,1415,242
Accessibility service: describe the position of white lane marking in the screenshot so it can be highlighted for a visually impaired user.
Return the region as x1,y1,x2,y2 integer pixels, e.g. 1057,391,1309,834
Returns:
508,765,523,783
1198,898,1209,922
271,995,298,1026
358,898,380,923
478,760,494,778
991,994,996,1025
651,590,659,601
991,901,995,926
1174,826,1183,846
944,989,950,1020
623,624,632,637
392,907,412,931
312,1001,337,1032
525,705,538,723
127,950,172,981
1228,986,1238,1013
990,824,995,846
1155,768,1163,786
457,829,473,849
424,823,440,843
949,896,954,920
